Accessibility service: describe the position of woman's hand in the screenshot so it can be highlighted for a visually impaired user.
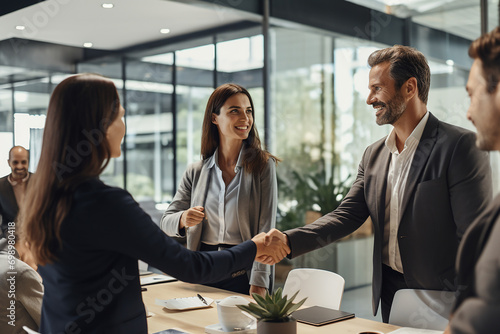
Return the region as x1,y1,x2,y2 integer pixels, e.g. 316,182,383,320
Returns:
249,285,267,298
252,232,290,264
179,206,205,229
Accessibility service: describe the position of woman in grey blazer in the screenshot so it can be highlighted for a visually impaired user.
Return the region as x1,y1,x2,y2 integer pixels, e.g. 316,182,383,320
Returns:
161,83,279,296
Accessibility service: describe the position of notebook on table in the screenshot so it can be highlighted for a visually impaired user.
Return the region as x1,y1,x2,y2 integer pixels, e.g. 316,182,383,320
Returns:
292,306,355,326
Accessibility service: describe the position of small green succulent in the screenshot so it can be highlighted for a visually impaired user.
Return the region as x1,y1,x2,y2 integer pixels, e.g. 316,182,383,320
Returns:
237,287,307,322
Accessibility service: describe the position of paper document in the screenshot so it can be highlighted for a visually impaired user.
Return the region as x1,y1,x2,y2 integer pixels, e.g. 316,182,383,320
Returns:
155,296,214,310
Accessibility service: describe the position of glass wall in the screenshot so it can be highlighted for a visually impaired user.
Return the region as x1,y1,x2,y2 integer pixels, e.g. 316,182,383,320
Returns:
73,30,265,223
78,58,125,189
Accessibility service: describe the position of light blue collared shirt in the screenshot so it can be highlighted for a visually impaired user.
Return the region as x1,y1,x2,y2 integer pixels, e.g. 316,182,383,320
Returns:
201,146,245,245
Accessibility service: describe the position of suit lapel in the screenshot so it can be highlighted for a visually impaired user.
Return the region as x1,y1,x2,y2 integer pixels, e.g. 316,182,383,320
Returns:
374,145,391,233
188,161,211,250
237,168,252,239
400,113,439,217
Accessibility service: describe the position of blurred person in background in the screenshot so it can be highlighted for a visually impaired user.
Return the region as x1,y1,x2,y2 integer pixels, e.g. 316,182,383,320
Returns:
0,146,31,237
446,26,500,334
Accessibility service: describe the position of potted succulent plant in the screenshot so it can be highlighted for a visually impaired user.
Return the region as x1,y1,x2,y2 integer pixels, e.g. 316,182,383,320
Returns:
237,288,306,334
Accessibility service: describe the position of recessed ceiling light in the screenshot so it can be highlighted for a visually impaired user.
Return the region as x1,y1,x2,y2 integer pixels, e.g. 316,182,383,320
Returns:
83,42,93,48
15,25,25,30
102,3,114,9
446,59,454,66
160,28,171,34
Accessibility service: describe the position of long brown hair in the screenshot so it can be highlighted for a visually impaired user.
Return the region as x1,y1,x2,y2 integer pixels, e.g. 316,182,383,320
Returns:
201,83,279,173
20,73,120,265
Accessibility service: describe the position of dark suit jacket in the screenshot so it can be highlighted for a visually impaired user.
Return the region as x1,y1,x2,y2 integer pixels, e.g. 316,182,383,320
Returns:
449,195,500,333
0,173,32,236
38,178,256,334
286,113,492,315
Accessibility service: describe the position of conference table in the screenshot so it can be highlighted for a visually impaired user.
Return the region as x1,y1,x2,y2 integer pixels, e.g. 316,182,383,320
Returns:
143,279,400,334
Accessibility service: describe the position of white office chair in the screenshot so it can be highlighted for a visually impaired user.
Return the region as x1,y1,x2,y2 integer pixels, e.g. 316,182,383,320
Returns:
389,289,456,330
282,268,345,310
23,326,40,334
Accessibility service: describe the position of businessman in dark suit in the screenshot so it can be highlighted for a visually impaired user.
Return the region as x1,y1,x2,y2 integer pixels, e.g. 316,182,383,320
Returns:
266,45,492,322
444,27,500,334
0,146,31,236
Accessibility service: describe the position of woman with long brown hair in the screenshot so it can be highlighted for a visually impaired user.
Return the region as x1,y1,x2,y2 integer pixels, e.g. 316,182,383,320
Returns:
19,74,287,333
161,83,279,297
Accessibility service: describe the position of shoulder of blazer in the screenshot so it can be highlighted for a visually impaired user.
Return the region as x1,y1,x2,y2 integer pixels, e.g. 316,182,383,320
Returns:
0,175,12,194
185,160,208,178
363,135,388,163
426,112,474,142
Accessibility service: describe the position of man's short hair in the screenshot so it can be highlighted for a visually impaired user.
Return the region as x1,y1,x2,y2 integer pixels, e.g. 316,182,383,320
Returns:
368,45,431,104
8,146,29,161
469,26,500,93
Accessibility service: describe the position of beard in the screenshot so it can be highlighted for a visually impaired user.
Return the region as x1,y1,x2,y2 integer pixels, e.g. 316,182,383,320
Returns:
374,91,407,125
12,168,28,179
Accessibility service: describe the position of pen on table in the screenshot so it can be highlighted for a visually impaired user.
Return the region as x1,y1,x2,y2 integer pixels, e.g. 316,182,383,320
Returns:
197,293,208,305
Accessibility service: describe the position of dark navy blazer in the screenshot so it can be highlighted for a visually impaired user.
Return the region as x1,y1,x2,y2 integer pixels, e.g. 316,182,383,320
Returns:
38,178,256,334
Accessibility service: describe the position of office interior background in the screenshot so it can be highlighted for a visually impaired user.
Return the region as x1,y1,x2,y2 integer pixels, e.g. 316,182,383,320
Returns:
0,0,498,319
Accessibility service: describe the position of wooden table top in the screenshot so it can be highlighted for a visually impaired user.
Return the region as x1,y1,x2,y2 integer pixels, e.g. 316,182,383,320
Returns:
143,280,400,334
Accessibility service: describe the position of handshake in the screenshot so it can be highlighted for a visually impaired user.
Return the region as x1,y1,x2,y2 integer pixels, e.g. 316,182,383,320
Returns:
251,229,289,265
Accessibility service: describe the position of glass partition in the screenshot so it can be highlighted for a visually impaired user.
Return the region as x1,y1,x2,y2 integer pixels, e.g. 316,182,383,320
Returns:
78,58,125,188
124,56,174,207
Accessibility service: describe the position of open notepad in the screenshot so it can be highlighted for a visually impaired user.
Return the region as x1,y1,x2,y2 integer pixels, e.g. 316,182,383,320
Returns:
292,306,355,326
155,296,214,310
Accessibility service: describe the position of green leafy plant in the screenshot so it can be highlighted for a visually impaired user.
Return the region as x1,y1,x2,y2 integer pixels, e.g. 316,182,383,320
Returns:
277,167,351,230
237,288,307,322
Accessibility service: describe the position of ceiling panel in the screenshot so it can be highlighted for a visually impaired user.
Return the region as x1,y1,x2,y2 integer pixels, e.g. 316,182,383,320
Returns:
0,0,255,51
348,0,498,40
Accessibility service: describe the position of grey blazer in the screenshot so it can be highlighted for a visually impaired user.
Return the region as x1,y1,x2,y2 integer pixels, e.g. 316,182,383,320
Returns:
0,238,43,333
285,113,492,315
450,195,500,333
161,150,277,288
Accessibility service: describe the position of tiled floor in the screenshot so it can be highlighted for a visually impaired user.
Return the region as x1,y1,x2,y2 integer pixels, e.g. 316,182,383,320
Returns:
341,284,382,322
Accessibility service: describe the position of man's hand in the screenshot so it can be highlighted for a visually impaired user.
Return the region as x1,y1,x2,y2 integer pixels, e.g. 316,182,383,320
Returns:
252,232,290,265
264,228,288,247
180,206,205,229
249,285,267,297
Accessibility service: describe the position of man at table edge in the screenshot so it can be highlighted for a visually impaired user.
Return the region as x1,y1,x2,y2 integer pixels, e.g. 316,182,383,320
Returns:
444,26,500,334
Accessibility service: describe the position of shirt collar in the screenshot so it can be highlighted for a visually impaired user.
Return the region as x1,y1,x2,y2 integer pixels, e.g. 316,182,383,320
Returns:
207,145,245,173
385,111,429,153
7,172,30,186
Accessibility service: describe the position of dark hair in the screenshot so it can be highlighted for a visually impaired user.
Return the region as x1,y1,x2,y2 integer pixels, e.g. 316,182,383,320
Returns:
20,73,120,265
469,26,500,93
201,83,279,174
8,146,29,161
368,45,431,104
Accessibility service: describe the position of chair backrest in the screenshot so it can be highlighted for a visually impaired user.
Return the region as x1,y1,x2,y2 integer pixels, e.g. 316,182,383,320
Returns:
282,268,345,310
389,289,456,330
23,326,40,334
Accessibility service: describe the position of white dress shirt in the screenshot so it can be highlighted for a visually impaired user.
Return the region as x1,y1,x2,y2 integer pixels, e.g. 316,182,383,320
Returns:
201,147,244,245
382,112,429,273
